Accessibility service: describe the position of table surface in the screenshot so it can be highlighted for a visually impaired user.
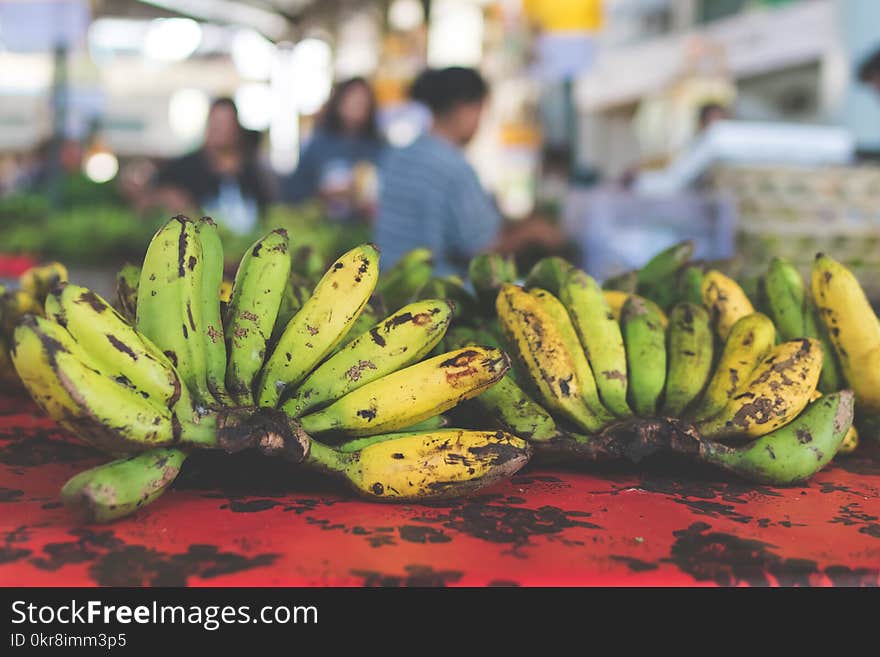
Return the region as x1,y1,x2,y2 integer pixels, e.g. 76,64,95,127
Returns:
1,394,878,587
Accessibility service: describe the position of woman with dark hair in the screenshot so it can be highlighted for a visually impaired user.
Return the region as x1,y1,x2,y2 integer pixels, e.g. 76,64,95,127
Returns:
144,97,273,234
376,67,562,277
280,77,384,220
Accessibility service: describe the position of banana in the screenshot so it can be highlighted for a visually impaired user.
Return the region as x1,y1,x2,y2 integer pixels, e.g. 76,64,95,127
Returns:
603,290,630,322
282,299,452,418
699,391,853,484
560,268,632,418
224,228,291,405
529,288,614,423
812,253,880,414
272,274,311,341
61,447,187,523
702,269,755,341
838,424,859,455
636,240,694,310
196,217,231,403
305,429,531,500
688,312,776,422
19,261,67,302
445,326,558,442
468,252,517,311
496,284,612,433
257,244,379,408
803,295,841,393
763,257,806,341
620,295,667,417
331,302,380,354
523,256,572,296
0,288,43,334
696,338,823,440
115,263,140,324
12,315,174,454
10,316,81,423
602,269,638,294
396,414,449,433
136,216,214,408
299,346,509,437
662,303,713,417
677,266,704,306
44,283,180,408
377,247,433,312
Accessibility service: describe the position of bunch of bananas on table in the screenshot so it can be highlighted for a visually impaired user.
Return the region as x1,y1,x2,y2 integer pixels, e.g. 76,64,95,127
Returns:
0,262,68,390
415,247,857,485
9,216,530,523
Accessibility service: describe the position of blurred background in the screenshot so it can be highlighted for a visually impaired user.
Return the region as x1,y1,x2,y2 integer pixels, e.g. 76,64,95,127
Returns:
1,0,879,298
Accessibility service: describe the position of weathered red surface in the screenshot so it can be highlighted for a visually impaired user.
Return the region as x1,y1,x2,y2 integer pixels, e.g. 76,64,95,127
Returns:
1,394,878,587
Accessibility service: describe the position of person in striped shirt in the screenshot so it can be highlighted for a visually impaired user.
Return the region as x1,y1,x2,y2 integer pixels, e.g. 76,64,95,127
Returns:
376,67,561,278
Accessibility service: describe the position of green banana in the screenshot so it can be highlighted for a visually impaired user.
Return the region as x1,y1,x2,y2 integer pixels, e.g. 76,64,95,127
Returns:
272,274,312,342
115,263,140,324
282,299,452,418
763,257,841,393
257,244,379,408
602,269,638,294
136,216,214,408
61,447,187,523
468,253,517,311
415,276,477,320
559,268,632,418
225,228,291,405
445,326,558,442
44,284,180,408
305,429,531,500
523,256,572,296
699,391,853,484
636,240,694,310
677,266,704,306
688,312,776,422
377,248,433,312
662,303,713,416
299,346,509,437
620,295,667,416
196,217,231,403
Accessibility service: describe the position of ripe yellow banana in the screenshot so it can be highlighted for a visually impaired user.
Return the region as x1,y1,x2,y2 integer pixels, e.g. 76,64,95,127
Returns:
299,346,509,437
283,299,452,418
689,312,776,422
497,284,612,433
811,254,880,414
19,261,67,302
697,338,822,440
702,269,754,341
257,244,379,408
306,429,531,500
44,283,180,408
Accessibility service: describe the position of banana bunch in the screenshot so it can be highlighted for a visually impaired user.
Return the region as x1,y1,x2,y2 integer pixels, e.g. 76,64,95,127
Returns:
451,252,853,485
0,261,68,390
11,217,528,523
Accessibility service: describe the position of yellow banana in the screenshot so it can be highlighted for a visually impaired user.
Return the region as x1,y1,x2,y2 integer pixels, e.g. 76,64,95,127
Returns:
689,312,776,422
19,261,67,302
44,284,180,408
283,299,452,418
299,346,509,437
697,338,822,440
257,244,379,408
811,254,880,414
702,270,755,341
496,284,612,433
307,429,531,500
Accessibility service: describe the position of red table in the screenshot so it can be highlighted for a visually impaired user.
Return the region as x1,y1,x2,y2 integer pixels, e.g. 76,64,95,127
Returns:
1,394,878,587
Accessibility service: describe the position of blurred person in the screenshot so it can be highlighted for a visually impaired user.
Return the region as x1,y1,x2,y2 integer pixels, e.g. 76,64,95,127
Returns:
859,46,880,94
147,97,272,234
376,67,563,278
280,77,384,221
